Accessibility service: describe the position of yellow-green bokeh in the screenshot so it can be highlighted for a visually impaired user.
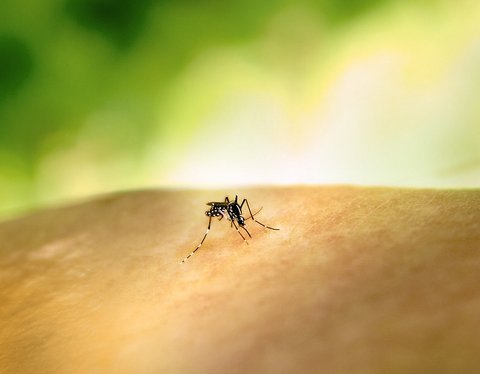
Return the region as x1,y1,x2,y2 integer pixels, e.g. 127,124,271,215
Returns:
1,0,480,219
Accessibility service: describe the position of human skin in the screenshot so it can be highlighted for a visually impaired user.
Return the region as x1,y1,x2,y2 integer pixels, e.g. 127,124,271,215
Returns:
1,186,480,373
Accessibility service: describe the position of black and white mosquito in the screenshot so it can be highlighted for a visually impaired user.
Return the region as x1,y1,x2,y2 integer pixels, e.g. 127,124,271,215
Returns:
181,195,279,263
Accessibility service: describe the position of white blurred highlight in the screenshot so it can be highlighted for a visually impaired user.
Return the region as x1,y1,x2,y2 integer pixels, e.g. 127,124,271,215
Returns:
151,3,480,188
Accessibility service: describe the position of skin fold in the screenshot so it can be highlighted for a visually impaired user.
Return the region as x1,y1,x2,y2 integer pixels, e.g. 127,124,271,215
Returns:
1,186,480,373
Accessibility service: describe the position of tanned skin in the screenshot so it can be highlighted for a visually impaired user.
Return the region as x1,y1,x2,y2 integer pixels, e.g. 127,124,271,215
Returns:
1,186,480,373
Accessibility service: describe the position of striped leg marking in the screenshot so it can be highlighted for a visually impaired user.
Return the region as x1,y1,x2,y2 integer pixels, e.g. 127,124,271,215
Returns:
232,219,249,245
242,199,279,231
181,215,212,263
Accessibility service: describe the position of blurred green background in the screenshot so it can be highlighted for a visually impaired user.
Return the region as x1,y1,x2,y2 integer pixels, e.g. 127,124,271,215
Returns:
1,0,480,219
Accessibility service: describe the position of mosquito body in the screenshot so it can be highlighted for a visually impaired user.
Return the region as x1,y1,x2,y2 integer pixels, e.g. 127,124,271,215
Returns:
181,195,279,263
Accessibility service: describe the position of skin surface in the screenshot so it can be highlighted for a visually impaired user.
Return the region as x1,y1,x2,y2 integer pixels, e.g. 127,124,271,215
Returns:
1,186,480,373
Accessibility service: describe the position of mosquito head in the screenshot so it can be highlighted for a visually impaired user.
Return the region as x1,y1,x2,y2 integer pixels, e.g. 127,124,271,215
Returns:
238,215,246,226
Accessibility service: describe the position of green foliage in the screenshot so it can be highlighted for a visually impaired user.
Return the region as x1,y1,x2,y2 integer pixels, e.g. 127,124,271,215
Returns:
1,0,473,219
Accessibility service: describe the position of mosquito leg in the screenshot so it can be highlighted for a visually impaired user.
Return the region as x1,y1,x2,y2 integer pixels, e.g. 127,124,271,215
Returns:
245,206,263,221
181,215,212,263
227,209,251,239
231,219,249,245
240,225,252,238
242,199,279,230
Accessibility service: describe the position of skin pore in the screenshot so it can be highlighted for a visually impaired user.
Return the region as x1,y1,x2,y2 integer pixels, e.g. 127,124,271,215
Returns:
1,186,480,373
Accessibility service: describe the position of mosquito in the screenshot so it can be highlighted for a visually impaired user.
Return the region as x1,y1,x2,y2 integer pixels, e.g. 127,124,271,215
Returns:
181,195,279,263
